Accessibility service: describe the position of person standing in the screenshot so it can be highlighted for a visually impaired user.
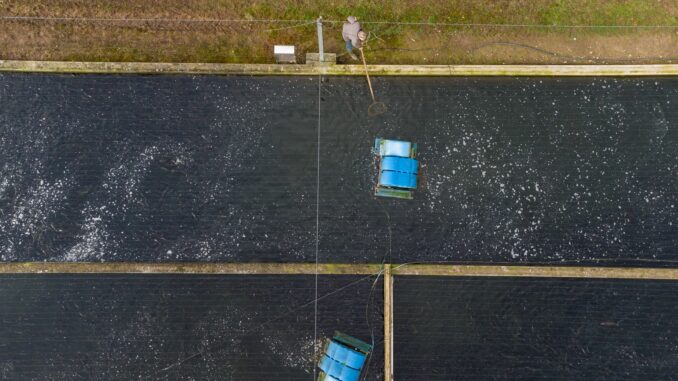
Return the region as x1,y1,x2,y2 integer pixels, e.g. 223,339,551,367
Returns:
342,16,362,60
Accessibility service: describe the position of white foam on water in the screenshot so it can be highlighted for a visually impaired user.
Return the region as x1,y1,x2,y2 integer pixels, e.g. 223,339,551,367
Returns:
262,334,318,371
62,145,164,261
0,176,73,260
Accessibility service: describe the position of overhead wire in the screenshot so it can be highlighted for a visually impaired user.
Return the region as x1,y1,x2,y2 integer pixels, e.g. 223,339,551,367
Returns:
264,20,316,32
313,66,322,381
3,15,673,64
3,14,675,63
0,15,676,28
366,43,678,63
0,16,311,23
3,12,676,379
467,42,678,62
343,20,678,28
361,197,394,380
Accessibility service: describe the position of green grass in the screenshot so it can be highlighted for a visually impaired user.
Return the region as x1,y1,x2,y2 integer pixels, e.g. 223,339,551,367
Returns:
238,0,677,26
539,0,675,26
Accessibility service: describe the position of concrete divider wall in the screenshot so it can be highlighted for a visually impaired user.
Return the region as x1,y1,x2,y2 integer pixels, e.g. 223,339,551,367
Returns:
1,60,677,76
3,263,678,280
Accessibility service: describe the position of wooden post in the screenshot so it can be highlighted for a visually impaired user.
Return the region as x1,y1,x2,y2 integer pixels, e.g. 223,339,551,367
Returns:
384,264,394,380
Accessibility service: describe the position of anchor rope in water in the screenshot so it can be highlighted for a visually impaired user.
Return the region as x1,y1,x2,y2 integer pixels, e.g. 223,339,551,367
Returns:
143,272,381,378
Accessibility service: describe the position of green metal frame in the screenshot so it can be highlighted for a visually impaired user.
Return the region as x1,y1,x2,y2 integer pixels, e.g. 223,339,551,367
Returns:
375,186,414,200
332,331,373,354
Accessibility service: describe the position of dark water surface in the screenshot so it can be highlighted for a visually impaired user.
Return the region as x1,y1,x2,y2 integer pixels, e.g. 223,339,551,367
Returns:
394,277,678,380
0,74,676,264
0,274,383,380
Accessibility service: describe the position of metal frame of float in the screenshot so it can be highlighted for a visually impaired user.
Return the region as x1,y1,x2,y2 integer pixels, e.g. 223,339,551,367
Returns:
374,138,419,200
317,331,373,381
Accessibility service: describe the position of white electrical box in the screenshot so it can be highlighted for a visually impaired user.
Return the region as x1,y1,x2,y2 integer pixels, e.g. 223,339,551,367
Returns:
274,45,296,64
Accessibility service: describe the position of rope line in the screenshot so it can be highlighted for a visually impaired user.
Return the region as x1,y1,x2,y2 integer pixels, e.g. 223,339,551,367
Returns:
264,20,316,32
468,42,678,62
368,43,678,62
145,272,382,378
0,16,310,23
352,20,678,28
1,15,676,28
313,72,322,380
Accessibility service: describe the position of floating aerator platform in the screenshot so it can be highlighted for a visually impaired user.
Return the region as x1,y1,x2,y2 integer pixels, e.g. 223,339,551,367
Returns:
317,332,372,381
374,138,419,199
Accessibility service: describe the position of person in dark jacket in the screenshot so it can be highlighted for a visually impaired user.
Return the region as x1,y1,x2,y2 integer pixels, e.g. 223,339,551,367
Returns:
342,16,363,60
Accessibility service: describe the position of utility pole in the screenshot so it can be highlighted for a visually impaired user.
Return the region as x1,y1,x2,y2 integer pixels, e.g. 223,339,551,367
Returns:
316,16,324,63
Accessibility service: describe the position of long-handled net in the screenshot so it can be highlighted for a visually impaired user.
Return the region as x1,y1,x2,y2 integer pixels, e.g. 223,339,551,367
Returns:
359,48,387,117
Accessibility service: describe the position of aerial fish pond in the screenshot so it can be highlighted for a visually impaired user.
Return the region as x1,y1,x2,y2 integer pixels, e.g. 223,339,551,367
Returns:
0,74,676,265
